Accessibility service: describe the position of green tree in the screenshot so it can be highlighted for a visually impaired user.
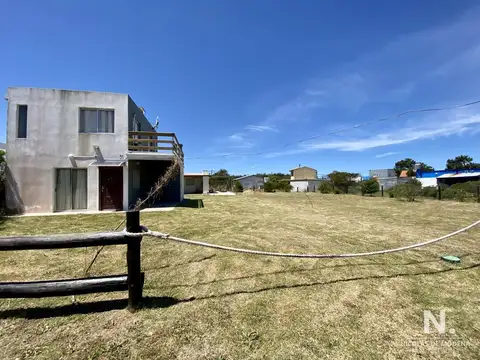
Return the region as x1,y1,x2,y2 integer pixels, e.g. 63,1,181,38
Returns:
233,180,243,192
360,179,380,196
394,158,416,177
318,180,334,194
327,171,359,194
418,162,434,172
445,155,479,169
214,169,230,176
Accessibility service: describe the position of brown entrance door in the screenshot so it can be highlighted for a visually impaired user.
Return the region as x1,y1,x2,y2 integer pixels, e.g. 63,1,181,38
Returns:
100,167,123,210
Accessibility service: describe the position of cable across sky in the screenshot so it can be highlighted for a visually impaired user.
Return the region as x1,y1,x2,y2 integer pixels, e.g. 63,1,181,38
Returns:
185,99,480,160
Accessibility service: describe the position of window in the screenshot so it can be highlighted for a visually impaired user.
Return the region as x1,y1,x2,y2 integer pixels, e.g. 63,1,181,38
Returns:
55,169,87,211
17,105,28,138
79,109,114,133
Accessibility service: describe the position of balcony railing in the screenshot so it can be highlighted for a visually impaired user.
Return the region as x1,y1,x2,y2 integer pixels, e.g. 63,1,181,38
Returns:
128,131,184,160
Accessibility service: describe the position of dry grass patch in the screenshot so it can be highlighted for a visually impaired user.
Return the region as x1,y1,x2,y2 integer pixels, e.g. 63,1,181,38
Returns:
0,193,479,359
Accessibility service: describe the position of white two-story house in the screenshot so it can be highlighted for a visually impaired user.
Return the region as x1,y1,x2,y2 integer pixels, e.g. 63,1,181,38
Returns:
4,87,184,214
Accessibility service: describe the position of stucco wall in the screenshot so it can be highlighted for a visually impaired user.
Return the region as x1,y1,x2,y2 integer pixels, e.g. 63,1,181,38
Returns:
418,178,437,188
291,180,321,192
184,176,203,194
127,96,154,132
237,176,264,189
5,87,129,213
292,167,317,180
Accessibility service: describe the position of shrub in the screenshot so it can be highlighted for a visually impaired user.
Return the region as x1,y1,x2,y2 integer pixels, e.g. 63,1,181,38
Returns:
389,183,422,202
360,179,380,196
264,181,275,192
318,181,333,194
280,182,293,192
442,187,472,202
234,180,243,193
264,180,292,192
451,181,480,195
421,186,438,198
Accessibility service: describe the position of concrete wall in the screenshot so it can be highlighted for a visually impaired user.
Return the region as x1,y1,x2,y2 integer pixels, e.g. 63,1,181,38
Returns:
6,87,129,213
292,167,317,180
237,176,264,189
291,180,321,192
184,176,203,194
369,169,396,178
127,96,154,132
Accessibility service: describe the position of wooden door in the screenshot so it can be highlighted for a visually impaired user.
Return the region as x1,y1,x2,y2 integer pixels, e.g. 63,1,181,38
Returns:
100,167,123,210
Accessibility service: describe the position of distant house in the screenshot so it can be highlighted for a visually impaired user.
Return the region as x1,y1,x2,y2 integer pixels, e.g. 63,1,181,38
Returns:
369,168,403,190
290,166,317,180
184,171,209,194
416,168,480,187
0,142,5,150
235,175,264,190
289,166,320,192
369,169,396,178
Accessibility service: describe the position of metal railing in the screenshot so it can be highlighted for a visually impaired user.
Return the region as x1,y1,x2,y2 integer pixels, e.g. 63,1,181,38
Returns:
128,131,184,160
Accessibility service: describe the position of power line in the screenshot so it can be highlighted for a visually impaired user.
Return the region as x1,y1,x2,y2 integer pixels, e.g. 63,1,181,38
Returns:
185,99,480,160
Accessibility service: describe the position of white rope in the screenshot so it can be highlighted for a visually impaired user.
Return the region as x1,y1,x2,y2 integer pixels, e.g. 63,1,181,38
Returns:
124,220,480,259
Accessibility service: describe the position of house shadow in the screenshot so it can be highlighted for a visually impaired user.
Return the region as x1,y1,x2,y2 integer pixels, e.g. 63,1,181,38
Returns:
176,198,204,209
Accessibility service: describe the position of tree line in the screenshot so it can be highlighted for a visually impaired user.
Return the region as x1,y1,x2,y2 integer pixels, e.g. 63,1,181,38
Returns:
393,154,479,177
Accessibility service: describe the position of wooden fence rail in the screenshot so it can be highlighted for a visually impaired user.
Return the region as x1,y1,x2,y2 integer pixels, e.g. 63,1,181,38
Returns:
0,211,144,311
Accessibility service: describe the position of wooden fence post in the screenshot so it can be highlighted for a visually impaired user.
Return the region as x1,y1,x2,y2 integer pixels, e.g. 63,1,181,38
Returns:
438,185,442,200
381,186,384,197
126,210,142,311
477,185,480,203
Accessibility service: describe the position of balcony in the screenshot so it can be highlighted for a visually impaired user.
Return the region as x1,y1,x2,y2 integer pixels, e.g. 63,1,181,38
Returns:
128,131,184,160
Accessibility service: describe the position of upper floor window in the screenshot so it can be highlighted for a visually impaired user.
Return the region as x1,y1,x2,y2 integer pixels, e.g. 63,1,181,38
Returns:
17,105,28,138
79,109,114,133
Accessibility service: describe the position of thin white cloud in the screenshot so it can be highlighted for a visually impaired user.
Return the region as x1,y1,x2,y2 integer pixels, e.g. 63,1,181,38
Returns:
228,133,244,142
306,114,480,152
375,152,399,158
245,125,279,132
264,111,480,157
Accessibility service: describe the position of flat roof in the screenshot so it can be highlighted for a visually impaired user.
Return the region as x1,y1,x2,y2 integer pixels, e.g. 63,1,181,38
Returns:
185,173,205,177
235,175,264,180
437,172,480,179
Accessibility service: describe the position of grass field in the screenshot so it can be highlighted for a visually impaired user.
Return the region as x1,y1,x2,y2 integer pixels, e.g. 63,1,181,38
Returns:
0,193,479,359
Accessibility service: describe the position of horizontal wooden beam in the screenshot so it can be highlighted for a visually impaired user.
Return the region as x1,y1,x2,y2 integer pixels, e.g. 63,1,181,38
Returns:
128,131,175,137
128,145,174,151
0,232,139,251
128,139,174,144
0,273,144,298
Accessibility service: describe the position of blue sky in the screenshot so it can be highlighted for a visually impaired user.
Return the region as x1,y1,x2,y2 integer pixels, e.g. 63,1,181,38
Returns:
1,0,480,176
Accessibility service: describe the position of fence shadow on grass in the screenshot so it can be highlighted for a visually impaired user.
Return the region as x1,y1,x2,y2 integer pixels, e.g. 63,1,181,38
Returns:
0,296,194,320
175,262,480,303
160,256,478,289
